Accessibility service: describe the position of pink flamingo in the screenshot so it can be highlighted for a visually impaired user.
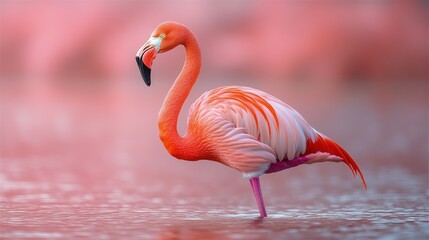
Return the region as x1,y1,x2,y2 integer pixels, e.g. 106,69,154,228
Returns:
136,22,366,218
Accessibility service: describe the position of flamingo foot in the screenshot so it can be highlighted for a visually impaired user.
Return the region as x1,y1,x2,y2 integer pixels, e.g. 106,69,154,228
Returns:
249,177,267,217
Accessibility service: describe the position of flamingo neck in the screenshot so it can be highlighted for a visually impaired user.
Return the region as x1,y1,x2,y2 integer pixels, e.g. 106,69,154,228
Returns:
158,30,201,160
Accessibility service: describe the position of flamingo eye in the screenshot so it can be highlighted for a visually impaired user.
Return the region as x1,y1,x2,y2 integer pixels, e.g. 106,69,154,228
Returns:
159,33,166,39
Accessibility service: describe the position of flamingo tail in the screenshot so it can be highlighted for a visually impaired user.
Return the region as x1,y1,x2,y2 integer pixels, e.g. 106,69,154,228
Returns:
305,134,367,190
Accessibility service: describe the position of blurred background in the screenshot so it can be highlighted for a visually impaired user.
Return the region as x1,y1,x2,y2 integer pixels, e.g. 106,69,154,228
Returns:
0,0,428,238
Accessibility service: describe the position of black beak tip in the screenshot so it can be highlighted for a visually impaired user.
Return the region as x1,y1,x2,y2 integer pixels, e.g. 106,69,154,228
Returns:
136,56,151,86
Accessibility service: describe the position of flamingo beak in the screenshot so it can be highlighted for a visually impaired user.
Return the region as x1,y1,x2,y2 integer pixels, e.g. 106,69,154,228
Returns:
136,36,163,86
135,55,151,86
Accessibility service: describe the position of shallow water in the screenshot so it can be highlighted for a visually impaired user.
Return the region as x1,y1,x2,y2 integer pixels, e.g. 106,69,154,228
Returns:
1,157,427,240
1,79,428,239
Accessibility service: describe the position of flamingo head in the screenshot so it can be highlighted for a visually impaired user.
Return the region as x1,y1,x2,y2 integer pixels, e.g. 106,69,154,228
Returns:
136,21,186,86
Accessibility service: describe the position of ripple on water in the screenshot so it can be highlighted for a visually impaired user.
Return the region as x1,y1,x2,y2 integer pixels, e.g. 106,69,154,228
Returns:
1,167,428,240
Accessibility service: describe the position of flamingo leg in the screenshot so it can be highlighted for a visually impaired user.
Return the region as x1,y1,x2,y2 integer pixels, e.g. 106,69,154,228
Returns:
249,177,267,217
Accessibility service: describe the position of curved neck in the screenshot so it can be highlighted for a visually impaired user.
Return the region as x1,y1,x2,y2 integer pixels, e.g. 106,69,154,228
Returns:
158,30,201,159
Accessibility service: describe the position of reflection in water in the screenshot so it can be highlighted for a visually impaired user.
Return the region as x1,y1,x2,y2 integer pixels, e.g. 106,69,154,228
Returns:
0,163,427,239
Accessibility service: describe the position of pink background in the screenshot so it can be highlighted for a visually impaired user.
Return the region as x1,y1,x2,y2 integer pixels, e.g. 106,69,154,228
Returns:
0,0,428,213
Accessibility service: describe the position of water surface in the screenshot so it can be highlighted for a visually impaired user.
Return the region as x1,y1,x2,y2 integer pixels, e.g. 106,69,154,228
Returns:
1,158,427,239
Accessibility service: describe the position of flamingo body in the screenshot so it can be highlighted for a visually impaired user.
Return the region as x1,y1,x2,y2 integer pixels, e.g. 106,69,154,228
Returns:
136,21,366,218
187,86,315,177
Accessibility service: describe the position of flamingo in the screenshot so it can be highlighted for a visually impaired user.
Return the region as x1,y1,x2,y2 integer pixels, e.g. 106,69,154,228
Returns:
135,21,366,218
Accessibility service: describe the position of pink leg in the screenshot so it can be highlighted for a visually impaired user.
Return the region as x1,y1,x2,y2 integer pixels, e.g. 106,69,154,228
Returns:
249,177,267,217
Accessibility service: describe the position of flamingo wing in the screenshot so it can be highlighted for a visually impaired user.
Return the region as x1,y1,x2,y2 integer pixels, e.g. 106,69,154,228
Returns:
187,86,317,177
